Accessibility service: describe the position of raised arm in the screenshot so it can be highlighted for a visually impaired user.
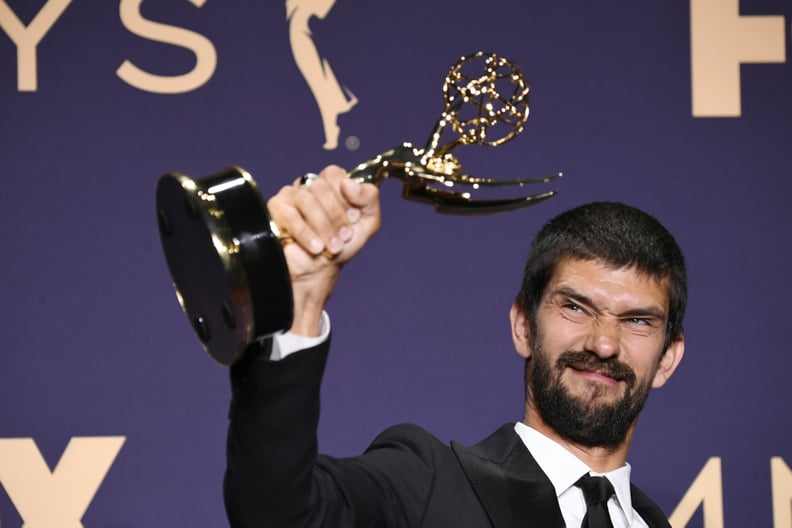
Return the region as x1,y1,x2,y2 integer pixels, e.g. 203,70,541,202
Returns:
224,166,381,526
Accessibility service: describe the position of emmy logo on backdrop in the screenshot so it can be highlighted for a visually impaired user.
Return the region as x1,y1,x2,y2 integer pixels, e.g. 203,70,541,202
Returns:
286,0,358,150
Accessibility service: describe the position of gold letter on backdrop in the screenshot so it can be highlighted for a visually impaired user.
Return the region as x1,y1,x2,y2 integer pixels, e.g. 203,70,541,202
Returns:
0,436,125,527
0,0,73,91
669,457,724,528
690,0,786,117
116,0,217,94
772,457,792,528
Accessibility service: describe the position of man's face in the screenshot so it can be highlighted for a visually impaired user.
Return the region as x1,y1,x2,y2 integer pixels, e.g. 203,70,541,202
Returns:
514,257,683,448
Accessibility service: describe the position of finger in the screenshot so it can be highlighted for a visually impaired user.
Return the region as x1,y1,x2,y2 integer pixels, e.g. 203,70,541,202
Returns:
317,164,347,185
311,167,368,227
267,187,325,256
302,176,353,250
279,166,359,256
285,182,350,255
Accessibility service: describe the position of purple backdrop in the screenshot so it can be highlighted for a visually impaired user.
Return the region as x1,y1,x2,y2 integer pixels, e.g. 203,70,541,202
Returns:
1,1,791,526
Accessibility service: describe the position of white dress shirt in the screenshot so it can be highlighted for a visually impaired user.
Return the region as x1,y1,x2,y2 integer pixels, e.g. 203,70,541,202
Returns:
514,422,649,527
269,311,331,360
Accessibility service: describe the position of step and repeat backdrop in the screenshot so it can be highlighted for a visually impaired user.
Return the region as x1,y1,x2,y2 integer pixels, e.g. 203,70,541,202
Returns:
1,1,791,526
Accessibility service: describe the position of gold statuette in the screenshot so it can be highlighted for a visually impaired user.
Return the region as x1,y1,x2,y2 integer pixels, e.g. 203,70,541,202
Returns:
156,52,560,365
349,51,560,212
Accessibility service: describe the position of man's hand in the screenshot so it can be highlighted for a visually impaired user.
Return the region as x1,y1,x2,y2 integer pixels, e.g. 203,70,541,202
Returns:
267,165,381,336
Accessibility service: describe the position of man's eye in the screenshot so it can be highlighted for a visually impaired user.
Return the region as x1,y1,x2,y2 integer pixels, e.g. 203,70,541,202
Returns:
627,317,651,326
563,303,584,313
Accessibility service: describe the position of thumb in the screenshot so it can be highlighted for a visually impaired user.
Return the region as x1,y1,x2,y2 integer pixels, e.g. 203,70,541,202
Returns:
341,179,378,211
341,179,381,229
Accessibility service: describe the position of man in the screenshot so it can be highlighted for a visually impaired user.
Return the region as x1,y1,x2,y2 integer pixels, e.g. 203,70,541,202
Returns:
224,165,686,527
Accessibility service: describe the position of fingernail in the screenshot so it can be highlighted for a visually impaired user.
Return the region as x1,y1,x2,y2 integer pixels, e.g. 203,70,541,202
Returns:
339,226,352,241
347,208,361,223
328,237,343,254
309,238,323,255
345,179,362,195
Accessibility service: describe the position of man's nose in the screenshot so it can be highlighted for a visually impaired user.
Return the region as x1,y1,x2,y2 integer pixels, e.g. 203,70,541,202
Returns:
583,318,621,359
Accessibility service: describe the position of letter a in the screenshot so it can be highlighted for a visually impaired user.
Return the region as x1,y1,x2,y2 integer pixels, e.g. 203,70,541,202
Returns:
668,456,724,528
772,457,792,528
0,436,125,528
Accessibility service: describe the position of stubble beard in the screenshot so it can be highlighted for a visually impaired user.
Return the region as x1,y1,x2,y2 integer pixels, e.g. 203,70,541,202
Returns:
527,340,655,449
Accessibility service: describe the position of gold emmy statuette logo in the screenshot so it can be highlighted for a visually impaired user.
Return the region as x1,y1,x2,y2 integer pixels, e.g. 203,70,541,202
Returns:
286,0,358,150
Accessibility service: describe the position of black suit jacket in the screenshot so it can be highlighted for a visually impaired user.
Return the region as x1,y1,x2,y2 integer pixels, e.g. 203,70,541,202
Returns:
224,338,670,527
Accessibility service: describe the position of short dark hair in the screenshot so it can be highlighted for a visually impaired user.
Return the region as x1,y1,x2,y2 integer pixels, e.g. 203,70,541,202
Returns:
515,202,687,349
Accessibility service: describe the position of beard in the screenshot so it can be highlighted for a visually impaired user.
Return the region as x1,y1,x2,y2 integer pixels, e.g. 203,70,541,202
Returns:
527,341,655,449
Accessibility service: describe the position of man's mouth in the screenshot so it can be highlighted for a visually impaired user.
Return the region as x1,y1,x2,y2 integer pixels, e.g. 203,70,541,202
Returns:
556,351,636,388
569,366,622,386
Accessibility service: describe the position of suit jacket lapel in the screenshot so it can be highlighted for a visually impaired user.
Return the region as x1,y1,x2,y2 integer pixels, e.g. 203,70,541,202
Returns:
452,424,671,528
630,484,671,528
451,424,565,528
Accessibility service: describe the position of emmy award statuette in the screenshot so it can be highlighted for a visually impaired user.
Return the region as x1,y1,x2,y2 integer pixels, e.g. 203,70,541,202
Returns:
156,52,561,365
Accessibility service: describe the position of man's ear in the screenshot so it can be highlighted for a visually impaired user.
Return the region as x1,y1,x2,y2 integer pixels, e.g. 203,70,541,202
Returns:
510,302,532,359
652,335,685,388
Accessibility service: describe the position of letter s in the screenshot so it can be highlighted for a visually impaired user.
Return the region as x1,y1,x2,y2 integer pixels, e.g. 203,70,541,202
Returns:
116,0,216,94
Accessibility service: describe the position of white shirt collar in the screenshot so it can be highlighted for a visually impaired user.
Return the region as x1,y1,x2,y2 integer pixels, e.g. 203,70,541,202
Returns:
514,422,638,525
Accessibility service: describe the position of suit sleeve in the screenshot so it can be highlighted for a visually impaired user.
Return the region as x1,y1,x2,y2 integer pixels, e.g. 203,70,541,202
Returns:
223,337,434,527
